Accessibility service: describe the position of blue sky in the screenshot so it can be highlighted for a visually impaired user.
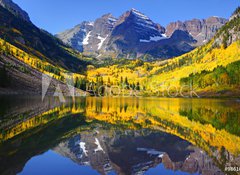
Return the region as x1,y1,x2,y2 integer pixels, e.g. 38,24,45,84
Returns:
14,0,239,34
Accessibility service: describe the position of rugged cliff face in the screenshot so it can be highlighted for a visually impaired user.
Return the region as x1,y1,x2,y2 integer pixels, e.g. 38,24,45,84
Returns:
0,0,30,22
57,9,227,60
166,17,228,45
104,9,167,59
56,21,94,52
83,14,117,54
213,7,240,48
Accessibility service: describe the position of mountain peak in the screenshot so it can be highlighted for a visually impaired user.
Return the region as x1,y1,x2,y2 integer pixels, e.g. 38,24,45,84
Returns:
120,8,160,32
100,13,117,24
0,0,30,22
101,13,114,18
130,8,138,11
205,16,228,23
129,8,150,20
57,8,228,60
130,8,141,13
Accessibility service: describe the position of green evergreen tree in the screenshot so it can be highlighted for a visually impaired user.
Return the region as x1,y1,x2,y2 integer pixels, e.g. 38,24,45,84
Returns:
136,82,140,91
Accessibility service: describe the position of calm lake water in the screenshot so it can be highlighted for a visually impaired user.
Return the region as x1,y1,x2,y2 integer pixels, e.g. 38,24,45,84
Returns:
0,96,240,175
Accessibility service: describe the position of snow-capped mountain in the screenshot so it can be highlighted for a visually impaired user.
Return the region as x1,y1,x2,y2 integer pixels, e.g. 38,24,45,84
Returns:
83,13,117,53
111,8,166,44
56,14,117,54
105,8,168,59
56,21,94,52
57,8,227,60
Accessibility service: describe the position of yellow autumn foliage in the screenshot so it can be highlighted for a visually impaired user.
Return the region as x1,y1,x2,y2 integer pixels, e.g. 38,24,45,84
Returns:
0,39,85,83
1,97,239,157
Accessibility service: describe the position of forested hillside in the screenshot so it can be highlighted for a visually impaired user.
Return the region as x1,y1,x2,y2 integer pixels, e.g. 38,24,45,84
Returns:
86,7,240,97
0,5,90,73
0,3,93,94
0,1,239,97
0,38,87,95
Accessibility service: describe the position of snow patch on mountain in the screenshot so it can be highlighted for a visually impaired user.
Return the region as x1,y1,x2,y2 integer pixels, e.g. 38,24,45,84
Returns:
97,35,108,50
131,8,149,20
83,31,91,45
162,33,167,37
94,138,104,153
89,21,94,26
79,142,88,156
137,148,165,157
108,17,117,24
136,22,158,31
140,35,167,42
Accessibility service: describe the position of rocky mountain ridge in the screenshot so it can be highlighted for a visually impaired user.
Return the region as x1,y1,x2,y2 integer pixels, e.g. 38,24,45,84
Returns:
0,0,30,22
57,9,227,60
166,16,228,45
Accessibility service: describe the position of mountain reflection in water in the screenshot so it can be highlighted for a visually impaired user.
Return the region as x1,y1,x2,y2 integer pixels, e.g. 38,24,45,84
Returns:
0,96,239,175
